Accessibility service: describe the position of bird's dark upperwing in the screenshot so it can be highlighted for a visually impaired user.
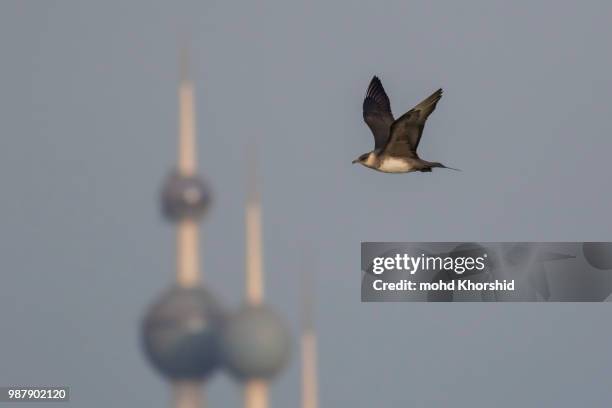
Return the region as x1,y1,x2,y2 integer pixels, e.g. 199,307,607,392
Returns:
363,76,394,149
383,88,443,157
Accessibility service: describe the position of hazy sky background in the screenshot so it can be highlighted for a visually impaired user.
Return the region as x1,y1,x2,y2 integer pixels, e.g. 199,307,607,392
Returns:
2,1,612,406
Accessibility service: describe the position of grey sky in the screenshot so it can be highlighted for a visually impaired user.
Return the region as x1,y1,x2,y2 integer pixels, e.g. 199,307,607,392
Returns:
1,0,612,406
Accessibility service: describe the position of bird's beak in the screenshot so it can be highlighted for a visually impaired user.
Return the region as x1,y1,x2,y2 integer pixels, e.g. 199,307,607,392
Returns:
352,159,358,164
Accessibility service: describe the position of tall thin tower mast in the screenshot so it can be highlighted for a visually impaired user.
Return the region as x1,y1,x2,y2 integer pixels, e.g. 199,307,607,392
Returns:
176,49,201,288
244,155,268,408
142,50,222,408
301,263,318,408
171,48,204,408
221,152,291,408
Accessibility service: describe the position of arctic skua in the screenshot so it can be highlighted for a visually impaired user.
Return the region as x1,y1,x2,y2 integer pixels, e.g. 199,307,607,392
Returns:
353,76,458,173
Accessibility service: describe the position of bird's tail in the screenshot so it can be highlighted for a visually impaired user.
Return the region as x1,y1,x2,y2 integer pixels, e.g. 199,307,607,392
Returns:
432,162,461,171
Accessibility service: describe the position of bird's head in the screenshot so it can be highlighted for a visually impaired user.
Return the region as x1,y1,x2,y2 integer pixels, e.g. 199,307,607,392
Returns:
352,152,371,166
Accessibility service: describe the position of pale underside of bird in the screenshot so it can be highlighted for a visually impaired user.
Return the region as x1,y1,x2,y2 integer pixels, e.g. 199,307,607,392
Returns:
353,76,458,173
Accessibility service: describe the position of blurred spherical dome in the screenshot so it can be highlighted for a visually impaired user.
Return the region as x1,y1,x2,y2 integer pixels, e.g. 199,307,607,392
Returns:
583,242,612,270
142,286,224,380
220,304,291,381
161,171,211,221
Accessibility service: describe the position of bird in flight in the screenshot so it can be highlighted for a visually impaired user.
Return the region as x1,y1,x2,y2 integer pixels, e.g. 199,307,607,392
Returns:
353,76,458,173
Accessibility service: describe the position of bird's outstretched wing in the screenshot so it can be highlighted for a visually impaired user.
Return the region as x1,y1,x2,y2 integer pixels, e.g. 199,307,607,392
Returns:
363,76,394,149
383,88,442,157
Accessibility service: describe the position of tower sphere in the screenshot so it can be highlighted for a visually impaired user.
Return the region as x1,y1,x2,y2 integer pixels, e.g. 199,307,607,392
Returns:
161,171,211,221
583,242,612,270
142,286,224,380
220,304,291,381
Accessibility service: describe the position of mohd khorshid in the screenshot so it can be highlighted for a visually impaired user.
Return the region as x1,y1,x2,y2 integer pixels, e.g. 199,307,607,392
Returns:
373,279,515,291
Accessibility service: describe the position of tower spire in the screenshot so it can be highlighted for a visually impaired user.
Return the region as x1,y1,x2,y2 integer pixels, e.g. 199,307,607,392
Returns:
245,147,267,408
176,47,201,288
144,46,217,408
246,146,263,304
301,259,318,408
222,145,289,408
178,46,197,177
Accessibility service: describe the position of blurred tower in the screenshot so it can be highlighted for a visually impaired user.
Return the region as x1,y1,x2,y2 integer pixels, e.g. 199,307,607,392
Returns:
142,51,222,408
221,154,291,408
301,261,318,408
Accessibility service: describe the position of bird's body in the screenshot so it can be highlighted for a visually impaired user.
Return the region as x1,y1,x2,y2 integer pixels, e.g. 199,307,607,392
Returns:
358,149,441,173
378,155,414,173
353,76,457,173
